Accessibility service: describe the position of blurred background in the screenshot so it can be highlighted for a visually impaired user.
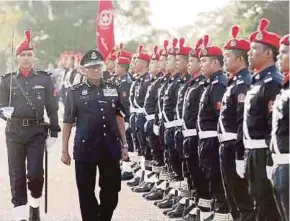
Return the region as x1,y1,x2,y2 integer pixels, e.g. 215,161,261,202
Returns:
0,0,289,73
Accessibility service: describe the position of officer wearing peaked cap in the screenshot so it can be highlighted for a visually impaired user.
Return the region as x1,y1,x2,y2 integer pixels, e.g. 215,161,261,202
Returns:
218,25,255,221
270,34,289,221
243,18,282,221
0,30,61,221
61,49,129,221
197,35,229,220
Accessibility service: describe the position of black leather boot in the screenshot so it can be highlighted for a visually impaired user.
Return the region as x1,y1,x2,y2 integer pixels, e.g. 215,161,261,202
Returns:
167,199,189,218
127,176,140,187
29,206,41,221
146,189,164,200
132,182,154,193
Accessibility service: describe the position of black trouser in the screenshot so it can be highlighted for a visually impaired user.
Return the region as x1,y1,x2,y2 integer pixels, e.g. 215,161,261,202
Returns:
184,136,211,210
173,127,184,178
199,137,229,214
245,149,281,221
5,121,46,207
164,127,180,175
129,113,140,153
145,119,163,164
135,113,151,160
272,164,289,221
219,141,255,221
75,146,121,221
125,120,134,152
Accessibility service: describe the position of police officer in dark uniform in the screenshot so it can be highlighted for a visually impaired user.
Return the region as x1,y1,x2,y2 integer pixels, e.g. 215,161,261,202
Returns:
61,49,129,221
243,18,282,221
144,45,164,168
218,25,255,221
0,30,60,221
197,35,229,220
180,38,212,220
172,38,192,182
115,50,133,152
270,34,289,221
132,45,151,161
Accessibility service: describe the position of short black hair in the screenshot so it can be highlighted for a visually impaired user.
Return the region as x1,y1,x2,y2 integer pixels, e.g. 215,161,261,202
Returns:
232,49,249,66
210,55,224,67
262,43,279,62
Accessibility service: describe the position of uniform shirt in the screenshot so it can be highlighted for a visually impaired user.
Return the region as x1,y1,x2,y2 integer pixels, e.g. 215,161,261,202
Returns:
162,73,181,122
197,71,228,132
144,72,163,115
0,69,60,136
118,74,132,121
175,73,192,121
243,65,283,146
63,80,126,162
271,79,289,154
182,74,205,129
133,73,150,109
218,68,252,160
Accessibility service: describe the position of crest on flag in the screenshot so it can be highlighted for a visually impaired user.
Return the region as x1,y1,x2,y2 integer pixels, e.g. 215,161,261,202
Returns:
98,9,113,28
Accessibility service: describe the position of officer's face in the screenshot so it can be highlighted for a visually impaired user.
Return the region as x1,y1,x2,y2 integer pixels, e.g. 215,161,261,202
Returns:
187,56,200,74
17,50,34,69
149,60,158,75
200,56,215,77
158,56,167,72
277,44,289,73
166,55,176,72
176,55,188,73
135,58,147,74
129,56,136,72
106,60,115,72
115,64,126,76
85,65,102,81
248,42,269,70
224,50,240,74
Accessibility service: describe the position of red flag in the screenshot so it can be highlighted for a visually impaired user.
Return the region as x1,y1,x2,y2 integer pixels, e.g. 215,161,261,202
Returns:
96,0,115,60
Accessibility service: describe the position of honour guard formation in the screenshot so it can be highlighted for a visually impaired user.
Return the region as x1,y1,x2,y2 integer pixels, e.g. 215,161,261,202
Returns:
0,13,289,221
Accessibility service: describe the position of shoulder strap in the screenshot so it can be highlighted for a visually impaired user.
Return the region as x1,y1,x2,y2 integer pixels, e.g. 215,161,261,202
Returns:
12,76,41,119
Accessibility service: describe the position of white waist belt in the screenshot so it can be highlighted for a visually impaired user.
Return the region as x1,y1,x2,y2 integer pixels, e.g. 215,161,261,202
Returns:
135,108,144,114
158,113,162,119
182,129,197,138
272,154,290,165
198,131,217,139
145,114,155,121
175,119,183,127
218,133,237,142
164,119,183,129
130,107,136,113
244,139,267,149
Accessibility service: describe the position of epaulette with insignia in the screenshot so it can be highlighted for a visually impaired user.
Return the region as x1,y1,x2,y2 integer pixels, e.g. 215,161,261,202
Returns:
264,77,273,83
212,79,218,84
236,80,245,85
1,72,16,78
35,70,51,76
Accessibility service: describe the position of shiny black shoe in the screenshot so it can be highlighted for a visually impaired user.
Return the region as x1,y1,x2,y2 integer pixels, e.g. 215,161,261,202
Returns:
142,186,158,198
133,182,154,193
158,198,174,209
182,202,196,218
127,176,140,187
146,189,164,200
167,199,189,218
181,208,200,221
162,203,177,215
29,206,41,221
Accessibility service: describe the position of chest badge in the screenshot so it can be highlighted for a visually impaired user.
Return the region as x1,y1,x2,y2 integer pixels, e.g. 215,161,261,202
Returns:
82,89,88,96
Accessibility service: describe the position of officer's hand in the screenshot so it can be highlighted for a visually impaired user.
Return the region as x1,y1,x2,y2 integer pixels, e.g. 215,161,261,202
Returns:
61,152,71,166
235,160,245,178
266,166,273,180
122,148,129,162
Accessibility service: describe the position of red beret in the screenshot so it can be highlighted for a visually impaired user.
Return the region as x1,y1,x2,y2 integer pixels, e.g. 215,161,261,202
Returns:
116,56,131,65
199,35,223,57
136,44,151,62
280,34,289,46
249,18,281,49
118,43,132,60
159,40,169,57
190,38,203,58
177,38,192,56
224,25,250,51
151,45,160,60
106,49,117,62
15,30,34,55
168,38,178,56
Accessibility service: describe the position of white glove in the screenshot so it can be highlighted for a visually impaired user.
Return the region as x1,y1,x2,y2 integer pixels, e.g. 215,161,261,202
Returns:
46,137,57,152
1,107,14,119
266,166,273,180
124,122,129,131
153,124,159,135
235,160,245,178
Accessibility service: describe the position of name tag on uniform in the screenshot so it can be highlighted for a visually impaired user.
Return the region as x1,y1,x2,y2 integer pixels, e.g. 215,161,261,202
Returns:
32,85,44,89
103,88,118,97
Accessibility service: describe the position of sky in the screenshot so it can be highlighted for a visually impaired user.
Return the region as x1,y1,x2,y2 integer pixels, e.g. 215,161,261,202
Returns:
149,0,231,29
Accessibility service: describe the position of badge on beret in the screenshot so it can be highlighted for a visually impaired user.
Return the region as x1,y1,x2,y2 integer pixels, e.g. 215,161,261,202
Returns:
169,48,175,54
201,48,207,56
151,54,156,60
91,51,97,59
256,32,263,41
230,40,236,47
176,48,180,54
190,50,196,57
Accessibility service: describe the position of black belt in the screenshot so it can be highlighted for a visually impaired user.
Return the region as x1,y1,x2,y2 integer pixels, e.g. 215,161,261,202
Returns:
8,117,44,127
